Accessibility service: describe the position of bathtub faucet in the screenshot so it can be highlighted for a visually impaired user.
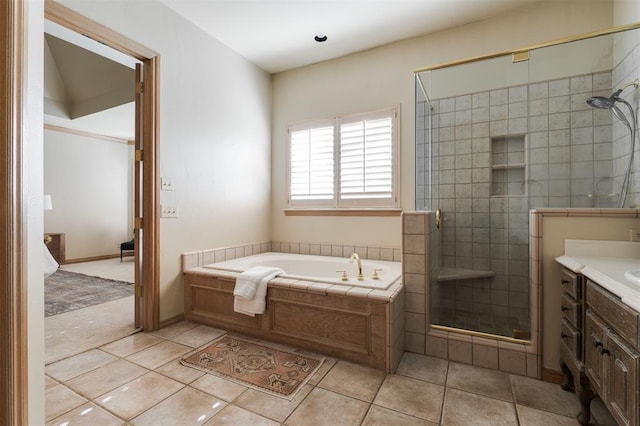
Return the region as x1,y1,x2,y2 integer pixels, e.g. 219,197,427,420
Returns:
350,253,364,280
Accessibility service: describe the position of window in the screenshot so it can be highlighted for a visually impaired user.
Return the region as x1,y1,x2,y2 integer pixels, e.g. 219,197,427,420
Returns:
287,107,399,210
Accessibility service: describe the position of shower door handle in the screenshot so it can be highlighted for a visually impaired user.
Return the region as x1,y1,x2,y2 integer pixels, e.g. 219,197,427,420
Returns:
435,208,442,230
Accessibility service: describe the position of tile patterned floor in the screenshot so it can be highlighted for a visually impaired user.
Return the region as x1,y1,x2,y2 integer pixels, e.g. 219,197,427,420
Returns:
45,322,616,426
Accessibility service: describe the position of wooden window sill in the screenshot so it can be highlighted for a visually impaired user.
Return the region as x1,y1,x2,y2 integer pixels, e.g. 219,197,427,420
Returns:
284,208,402,217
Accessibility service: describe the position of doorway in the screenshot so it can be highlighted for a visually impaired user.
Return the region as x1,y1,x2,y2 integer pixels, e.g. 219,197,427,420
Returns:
0,1,160,421
45,1,160,334
43,21,139,362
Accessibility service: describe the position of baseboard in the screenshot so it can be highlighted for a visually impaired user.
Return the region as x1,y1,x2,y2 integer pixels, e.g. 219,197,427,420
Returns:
159,313,185,329
64,253,121,264
542,368,563,384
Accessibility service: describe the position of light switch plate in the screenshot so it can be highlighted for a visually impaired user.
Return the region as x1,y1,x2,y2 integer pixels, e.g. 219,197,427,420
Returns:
161,177,174,191
160,205,178,218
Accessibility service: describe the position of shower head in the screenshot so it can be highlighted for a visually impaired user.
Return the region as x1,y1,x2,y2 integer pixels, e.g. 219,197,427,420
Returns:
586,87,634,133
586,88,624,109
586,95,616,109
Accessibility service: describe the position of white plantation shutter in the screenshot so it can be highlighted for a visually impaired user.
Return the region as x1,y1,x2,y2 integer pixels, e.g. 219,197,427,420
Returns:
289,123,334,203
340,116,393,202
287,107,398,209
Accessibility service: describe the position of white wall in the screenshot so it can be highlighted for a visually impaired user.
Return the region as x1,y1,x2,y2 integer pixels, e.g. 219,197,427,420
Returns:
26,0,45,423
54,0,272,320
271,1,614,248
44,128,133,260
614,0,640,25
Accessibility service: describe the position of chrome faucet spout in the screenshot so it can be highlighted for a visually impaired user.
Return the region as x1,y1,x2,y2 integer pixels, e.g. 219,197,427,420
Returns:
350,253,364,280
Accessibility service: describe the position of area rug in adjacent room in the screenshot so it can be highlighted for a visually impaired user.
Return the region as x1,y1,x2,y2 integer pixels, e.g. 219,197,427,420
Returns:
45,269,134,316
181,335,324,400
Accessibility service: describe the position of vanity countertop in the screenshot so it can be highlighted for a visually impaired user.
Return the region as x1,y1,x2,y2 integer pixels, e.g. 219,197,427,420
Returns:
556,239,640,312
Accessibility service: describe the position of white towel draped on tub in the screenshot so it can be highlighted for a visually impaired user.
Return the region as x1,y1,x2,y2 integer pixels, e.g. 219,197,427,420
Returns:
233,266,284,316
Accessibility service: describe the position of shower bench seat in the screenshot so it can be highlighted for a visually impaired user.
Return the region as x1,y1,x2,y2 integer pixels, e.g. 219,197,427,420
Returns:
183,267,404,372
436,268,495,282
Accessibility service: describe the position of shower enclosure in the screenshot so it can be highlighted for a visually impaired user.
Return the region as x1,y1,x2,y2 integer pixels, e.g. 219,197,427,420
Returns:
415,25,640,340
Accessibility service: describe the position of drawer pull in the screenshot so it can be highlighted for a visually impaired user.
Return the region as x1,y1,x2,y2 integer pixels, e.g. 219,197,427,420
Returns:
561,279,569,285
561,306,569,312
561,333,569,339
597,345,610,356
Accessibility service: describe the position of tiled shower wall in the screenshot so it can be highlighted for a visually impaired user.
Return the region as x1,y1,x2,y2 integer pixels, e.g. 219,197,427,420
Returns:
612,40,640,208
414,70,637,335
417,71,624,212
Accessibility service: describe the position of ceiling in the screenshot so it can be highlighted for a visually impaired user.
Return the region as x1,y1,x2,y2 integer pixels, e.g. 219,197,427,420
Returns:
45,33,135,120
161,0,544,74
44,20,138,139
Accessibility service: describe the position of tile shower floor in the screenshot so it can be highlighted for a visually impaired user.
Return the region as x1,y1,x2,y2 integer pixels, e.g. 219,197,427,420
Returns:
45,322,615,426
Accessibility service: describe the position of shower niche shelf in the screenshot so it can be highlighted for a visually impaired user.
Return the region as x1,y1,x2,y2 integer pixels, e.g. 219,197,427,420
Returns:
491,134,526,197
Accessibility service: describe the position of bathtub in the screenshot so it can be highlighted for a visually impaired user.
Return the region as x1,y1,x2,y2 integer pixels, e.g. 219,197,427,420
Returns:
203,252,401,290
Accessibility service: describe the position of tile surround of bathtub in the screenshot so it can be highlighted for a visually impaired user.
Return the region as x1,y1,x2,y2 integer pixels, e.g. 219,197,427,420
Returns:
182,240,401,271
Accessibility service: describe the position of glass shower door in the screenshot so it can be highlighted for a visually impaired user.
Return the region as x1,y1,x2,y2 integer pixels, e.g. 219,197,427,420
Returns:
416,55,531,338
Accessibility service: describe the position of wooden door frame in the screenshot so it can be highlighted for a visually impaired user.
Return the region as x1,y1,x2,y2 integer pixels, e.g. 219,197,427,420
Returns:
1,0,27,423
1,1,160,422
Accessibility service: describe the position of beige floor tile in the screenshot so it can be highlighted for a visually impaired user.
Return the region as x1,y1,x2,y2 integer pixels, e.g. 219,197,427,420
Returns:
233,384,312,422
125,340,192,370
131,387,226,426
204,404,279,426
46,402,124,426
285,387,369,426
318,360,386,402
446,361,512,401
100,332,164,358
45,384,88,422
151,321,200,340
169,325,226,348
155,358,206,384
94,371,183,420
510,373,581,417
373,375,444,423
191,374,248,402
45,297,136,364
517,404,581,426
46,349,117,382
306,356,337,385
396,352,449,385
66,359,149,399
441,388,517,426
362,405,437,426
45,375,58,390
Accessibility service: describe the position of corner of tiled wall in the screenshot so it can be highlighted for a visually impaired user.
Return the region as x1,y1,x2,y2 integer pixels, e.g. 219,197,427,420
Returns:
401,211,431,355
387,287,405,373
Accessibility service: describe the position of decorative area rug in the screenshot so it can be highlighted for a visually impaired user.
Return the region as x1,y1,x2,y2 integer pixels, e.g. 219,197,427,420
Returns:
181,335,325,400
45,270,134,317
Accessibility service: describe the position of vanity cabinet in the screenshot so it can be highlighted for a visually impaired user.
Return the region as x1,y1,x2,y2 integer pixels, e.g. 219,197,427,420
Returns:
584,280,639,426
558,268,594,424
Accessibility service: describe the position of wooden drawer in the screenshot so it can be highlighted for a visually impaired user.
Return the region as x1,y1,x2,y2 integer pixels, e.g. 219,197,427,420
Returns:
560,269,581,300
561,318,581,361
584,310,607,397
561,292,581,329
587,280,639,347
607,331,639,426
